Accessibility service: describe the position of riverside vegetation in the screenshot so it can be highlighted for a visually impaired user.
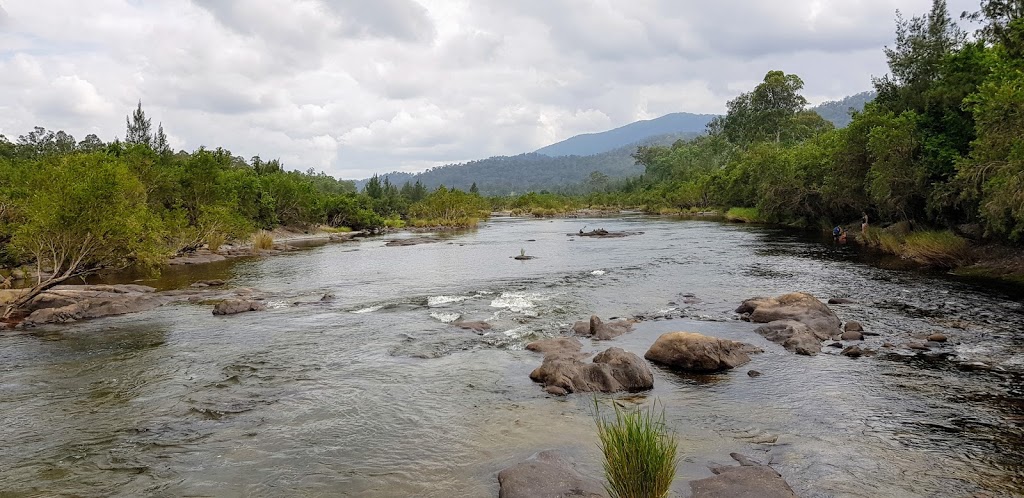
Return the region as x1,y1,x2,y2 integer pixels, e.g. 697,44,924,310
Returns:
2,0,1022,316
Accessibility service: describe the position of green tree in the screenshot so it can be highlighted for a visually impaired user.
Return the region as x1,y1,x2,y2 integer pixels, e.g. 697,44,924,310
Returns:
126,100,153,147
4,153,162,316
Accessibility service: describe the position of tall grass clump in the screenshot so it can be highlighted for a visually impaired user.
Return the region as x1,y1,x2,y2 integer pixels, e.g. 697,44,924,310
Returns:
206,232,226,252
251,230,274,252
902,230,971,267
594,400,678,498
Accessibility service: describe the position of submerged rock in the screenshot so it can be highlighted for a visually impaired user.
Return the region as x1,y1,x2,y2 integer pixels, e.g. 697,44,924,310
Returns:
453,320,491,333
567,229,644,239
529,347,653,395
497,450,606,498
385,237,439,247
737,293,842,355
213,299,266,316
928,333,948,343
644,332,761,373
844,321,864,332
526,337,583,354
572,315,635,340
690,453,797,498
841,330,864,341
828,297,858,305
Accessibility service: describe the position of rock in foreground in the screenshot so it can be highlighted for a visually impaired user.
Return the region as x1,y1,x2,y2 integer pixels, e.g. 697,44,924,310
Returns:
530,347,653,395
645,332,761,373
690,453,797,498
737,293,842,355
19,285,171,325
498,450,606,498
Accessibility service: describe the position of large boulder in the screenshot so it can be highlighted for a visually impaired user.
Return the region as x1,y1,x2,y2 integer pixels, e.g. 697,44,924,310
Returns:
530,347,653,395
737,293,842,355
213,299,266,316
644,332,761,373
498,450,606,498
572,315,634,340
690,453,797,498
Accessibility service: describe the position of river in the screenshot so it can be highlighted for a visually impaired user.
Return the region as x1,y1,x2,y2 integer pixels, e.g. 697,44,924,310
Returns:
1,216,1022,497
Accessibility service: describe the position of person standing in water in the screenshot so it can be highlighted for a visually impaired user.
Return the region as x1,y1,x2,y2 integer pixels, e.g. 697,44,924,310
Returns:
861,212,869,234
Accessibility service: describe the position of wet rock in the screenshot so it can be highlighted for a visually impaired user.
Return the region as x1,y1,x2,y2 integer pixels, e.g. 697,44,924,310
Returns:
530,347,653,395
755,320,824,356
844,321,864,332
644,332,761,373
320,293,336,302
526,337,583,354
841,330,864,341
862,330,881,337
747,370,762,378
925,341,944,349
572,315,634,340
512,255,537,260
883,341,896,348
385,237,438,247
691,453,797,498
453,320,491,333
569,229,644,239
543,385,568,396
20,285,171,326
497,450,606,498
738,293,841,355
190,279,226,288
928,333,948,343
213,299,266,316
827,342,844,349
841,346,868,358
828,298,858,305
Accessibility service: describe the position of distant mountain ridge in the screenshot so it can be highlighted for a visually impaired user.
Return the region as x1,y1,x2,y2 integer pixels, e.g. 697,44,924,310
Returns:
534,112,716,157
353,91,875,195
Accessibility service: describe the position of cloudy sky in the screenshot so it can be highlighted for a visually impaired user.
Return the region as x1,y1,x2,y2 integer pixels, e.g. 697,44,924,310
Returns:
0,0,977,179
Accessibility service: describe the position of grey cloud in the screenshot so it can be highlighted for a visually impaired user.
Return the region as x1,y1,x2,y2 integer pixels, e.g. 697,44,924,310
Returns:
325,0,435,42
0,5,8,28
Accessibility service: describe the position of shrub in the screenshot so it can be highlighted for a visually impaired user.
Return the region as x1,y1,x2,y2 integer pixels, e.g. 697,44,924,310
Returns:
251,230,274,252
594,400,678,498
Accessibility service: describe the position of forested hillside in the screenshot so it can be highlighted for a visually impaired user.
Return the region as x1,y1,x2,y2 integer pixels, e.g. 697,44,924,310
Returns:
809,91,877,128
534,113,715,157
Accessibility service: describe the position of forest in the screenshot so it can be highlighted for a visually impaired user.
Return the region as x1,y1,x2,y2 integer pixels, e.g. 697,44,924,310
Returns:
0,0,1020,297
621,0,1023,252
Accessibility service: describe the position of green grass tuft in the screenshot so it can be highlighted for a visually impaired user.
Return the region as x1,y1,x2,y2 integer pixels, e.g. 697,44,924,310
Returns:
206,232,226,252
594,399,678,498
724,207,761,223
902,230,971,267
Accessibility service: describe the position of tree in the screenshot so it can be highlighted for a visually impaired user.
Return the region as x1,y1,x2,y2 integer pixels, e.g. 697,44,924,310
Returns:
364,174,383,199
153,122,170,154
77,134,105,153
964,0,1024,56
4,153,162,317
712,71,809,145
469,182,479,195
126,100,153,147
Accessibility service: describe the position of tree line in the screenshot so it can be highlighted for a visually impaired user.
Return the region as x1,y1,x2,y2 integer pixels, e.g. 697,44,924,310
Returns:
621,0,1023,245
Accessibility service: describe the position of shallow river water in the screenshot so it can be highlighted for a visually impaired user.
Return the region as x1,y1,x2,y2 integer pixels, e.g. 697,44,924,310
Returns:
1,217,1022,497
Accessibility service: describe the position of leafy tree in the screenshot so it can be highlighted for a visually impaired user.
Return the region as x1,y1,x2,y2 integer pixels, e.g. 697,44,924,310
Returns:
4,153,162,316
964,0,1024,56
153,122,170,155
77,134,105,153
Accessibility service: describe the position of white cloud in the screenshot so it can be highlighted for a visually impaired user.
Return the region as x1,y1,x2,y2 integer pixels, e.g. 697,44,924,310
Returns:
0,0,980,178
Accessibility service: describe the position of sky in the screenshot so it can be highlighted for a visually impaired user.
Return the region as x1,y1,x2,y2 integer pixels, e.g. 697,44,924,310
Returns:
0,0,979,179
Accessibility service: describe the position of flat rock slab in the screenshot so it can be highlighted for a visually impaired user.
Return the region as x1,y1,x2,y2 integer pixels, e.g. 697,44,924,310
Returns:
526,337,583,354
690,453,797,498
385,237,439,247
498,450,607,498
168,251,228,265
213,299,266,316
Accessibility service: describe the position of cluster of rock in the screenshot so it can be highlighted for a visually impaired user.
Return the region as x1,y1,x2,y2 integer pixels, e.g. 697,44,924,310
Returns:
527,337,653,396
736,292,843,355
644,332,761,373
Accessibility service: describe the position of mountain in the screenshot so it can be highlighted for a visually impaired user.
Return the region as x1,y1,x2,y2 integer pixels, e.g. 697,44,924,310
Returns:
356,133,691,195
810,91,876,128
534,112,716,157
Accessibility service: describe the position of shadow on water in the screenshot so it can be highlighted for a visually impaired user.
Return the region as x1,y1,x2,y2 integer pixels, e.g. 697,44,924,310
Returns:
1,217,1022,497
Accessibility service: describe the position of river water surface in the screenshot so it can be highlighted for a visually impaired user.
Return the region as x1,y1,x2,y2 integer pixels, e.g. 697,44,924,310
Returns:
1,217,1022,497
